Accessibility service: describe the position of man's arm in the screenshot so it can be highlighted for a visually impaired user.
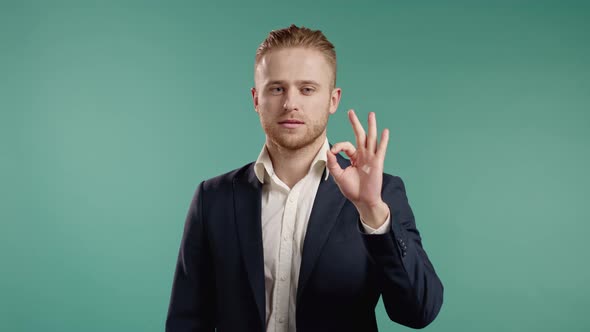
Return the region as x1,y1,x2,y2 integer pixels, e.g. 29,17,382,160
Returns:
361,175,443,329
165,182,216,332
326,110,443,328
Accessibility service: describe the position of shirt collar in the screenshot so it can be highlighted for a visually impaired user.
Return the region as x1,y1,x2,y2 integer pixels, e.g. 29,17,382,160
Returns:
254,138,330,184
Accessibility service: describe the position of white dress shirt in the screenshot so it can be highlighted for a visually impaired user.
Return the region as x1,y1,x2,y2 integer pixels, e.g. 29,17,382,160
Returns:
254,138,390,332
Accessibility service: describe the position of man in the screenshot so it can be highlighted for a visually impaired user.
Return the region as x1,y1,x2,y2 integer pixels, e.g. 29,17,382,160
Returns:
165,24,443,332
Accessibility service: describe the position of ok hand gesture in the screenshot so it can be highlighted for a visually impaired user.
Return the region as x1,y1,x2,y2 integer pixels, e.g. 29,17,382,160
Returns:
326,110,390,228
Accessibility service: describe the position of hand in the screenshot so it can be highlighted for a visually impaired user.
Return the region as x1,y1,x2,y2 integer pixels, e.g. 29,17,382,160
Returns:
326,110,390,228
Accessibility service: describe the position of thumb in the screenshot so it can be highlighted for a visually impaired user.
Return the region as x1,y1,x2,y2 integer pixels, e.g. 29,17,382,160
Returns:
326,150,344,181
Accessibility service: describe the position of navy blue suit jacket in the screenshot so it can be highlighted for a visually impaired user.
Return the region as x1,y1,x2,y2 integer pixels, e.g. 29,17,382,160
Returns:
165,153,443,331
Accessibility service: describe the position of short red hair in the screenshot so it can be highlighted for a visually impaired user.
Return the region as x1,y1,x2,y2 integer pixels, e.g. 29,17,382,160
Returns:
255,24,337,88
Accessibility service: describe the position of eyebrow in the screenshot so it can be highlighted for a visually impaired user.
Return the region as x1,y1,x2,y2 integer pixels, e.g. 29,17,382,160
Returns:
265,80,321,87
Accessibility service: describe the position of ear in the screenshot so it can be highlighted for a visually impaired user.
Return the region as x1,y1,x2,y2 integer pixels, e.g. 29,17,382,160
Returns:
329,87,342,115
251,87,259,113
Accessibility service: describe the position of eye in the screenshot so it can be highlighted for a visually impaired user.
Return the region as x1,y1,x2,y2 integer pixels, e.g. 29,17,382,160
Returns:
301,87,315,95
270,86,283,95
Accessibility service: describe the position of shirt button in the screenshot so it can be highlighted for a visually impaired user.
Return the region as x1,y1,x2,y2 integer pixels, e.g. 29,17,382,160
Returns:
280,275,286,281
283,235,289,241
279,317,285,323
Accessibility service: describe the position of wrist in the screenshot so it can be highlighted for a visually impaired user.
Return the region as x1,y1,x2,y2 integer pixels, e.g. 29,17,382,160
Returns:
356,200,389,229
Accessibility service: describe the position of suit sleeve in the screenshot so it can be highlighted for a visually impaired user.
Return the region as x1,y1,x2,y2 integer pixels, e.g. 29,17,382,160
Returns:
165,182,216,332
360,175,444,329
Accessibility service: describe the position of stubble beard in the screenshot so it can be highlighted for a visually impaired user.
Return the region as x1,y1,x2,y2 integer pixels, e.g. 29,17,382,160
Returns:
261,110,330,152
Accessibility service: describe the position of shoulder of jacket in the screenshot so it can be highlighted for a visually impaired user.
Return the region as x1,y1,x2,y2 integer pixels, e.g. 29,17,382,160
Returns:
382,172,406,191
200,162,255,192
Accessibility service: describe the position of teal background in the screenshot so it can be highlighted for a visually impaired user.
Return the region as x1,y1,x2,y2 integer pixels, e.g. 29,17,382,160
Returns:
1,0,589,331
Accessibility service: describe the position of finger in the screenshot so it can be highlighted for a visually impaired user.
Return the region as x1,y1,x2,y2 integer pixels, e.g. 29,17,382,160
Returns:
326,150,345,181
377,128,390,159
367,112,377,153
331,141,357,161
348,109,366,149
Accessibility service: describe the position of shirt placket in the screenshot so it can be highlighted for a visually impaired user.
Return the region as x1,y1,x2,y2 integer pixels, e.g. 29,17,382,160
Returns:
274,187,299,331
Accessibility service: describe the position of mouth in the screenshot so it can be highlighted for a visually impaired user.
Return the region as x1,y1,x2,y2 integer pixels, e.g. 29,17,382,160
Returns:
278,119,304,129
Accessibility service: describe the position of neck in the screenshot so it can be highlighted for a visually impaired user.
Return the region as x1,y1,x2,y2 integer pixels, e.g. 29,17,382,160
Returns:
265,133,326,188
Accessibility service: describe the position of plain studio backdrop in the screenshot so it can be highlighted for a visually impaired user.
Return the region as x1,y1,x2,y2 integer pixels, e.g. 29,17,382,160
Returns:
1,1,588,331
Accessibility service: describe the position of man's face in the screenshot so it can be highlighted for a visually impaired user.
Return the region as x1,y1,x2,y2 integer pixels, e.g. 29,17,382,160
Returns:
252,47,341,151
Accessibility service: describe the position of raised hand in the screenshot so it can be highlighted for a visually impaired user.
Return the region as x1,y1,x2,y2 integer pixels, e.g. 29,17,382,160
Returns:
326,109,390,228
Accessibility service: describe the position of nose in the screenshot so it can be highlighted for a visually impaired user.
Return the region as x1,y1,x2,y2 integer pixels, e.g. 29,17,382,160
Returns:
283,89,300,112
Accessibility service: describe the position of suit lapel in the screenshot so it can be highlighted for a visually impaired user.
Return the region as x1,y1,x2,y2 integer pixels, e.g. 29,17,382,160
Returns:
296,153,350,305
232,164,265,327
231,153,351,322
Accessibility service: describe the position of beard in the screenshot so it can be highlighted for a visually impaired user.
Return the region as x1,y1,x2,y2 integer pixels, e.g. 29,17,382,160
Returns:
260,108,330,151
